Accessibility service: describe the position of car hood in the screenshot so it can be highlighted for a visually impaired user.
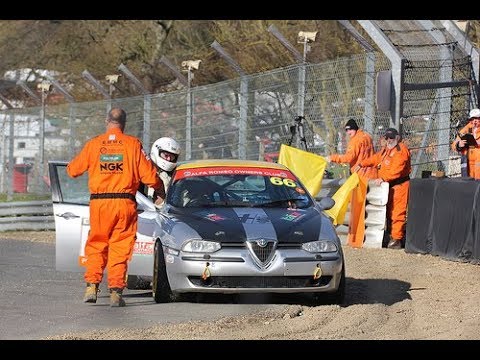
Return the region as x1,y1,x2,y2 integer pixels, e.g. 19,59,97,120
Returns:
167,206,325,244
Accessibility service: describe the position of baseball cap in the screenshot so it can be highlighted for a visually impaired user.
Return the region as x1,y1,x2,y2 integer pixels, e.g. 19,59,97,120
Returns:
469,108,480,118
384,127,399,139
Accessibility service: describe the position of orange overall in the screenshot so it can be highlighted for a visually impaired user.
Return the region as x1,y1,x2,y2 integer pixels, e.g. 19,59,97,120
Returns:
330,130,378,247
330,129,378,181
451,122,480,179
67,127,162,289
361,142,411,241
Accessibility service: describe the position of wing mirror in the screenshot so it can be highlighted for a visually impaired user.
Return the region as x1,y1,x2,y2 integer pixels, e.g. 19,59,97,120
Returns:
316,196,335,210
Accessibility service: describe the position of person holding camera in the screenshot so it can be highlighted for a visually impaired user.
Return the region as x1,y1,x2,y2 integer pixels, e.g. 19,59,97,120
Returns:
451,108,480,178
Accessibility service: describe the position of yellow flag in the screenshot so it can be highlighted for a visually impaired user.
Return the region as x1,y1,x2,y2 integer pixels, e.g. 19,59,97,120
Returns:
278,144,327,197
324,172,359,225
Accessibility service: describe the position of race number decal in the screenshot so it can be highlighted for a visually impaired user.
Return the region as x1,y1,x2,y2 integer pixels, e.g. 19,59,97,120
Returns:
270,177,297,187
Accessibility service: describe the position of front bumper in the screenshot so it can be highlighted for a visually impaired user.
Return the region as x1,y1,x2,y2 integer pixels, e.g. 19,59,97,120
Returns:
164,246,344,294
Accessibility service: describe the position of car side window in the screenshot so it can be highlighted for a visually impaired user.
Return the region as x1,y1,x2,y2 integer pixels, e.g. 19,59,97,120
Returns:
57,166,89,205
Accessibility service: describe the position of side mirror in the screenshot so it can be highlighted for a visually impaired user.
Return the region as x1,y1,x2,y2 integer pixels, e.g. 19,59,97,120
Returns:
316,197,335,210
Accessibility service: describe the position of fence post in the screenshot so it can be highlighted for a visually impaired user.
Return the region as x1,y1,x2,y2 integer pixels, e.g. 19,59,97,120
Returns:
238,77,248,159
69,103,76,159
143,94,151,148
364,52,375,134
7,112,14,201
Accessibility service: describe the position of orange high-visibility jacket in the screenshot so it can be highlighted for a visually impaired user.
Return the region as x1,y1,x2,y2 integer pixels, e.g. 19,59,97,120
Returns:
360,142,411,182
451,122,480,153
330,129,377,179
452,123,480,178
67,127,162,194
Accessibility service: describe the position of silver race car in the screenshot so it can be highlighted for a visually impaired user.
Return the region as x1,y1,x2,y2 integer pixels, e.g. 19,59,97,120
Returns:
49,159,345,304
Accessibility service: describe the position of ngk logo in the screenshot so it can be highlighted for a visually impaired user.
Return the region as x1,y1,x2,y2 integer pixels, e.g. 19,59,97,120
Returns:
100,163,123,171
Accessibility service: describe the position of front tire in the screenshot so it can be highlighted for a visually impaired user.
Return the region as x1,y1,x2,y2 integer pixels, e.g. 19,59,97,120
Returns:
152,240,173,303
312,261,346,306
126,275,151,290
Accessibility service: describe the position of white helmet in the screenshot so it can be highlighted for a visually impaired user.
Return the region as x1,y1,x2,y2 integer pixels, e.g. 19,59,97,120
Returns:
469,108,480,118
150,137,181,172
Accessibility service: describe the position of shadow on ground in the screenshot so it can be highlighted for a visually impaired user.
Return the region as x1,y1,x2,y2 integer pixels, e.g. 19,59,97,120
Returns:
123,277,412,307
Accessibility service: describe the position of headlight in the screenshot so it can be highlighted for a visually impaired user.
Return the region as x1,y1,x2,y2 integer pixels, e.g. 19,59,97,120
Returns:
182,239,221,253
302,240,337,253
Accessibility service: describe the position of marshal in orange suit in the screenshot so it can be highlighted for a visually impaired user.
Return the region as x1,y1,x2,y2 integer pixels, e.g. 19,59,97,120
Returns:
356,127,411,250
67,108,164,307
327,119,378,248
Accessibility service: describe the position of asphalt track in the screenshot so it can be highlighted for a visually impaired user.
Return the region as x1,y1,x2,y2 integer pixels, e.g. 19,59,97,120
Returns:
0,239,286,340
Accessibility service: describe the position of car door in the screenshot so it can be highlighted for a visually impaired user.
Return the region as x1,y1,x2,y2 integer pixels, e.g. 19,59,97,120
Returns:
49,161,90,272
49,161,160,275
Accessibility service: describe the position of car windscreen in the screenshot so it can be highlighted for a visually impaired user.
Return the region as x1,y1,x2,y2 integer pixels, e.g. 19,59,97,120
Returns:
168,167,313,209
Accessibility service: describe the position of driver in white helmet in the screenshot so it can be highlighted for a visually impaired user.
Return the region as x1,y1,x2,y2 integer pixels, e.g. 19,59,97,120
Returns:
148,137,181,205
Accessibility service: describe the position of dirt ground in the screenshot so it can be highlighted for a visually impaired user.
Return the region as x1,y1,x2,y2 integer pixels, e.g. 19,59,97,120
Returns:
5,230,480,340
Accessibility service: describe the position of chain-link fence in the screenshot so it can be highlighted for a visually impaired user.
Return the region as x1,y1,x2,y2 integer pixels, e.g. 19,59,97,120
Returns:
373,20,475,178
0,36,474,198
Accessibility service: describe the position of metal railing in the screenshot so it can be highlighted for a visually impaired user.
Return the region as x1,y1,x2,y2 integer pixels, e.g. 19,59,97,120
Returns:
0,200,54,231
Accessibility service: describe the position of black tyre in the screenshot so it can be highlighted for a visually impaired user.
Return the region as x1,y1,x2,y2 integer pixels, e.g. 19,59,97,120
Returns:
313,261,346,306
152,240,174,303
327,261,346,305
126,275,151,290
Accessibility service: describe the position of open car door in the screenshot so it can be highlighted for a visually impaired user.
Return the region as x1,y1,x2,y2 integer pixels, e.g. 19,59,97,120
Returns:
49,161,90,272
48,161,160,277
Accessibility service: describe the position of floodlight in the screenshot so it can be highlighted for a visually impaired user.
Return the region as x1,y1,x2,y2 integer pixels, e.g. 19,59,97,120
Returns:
106,74,121,84
298,31,318,43
37,82,53,93
181,60,202,71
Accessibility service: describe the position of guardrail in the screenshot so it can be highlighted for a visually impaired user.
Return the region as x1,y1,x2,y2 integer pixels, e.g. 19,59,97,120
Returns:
0,200,54,231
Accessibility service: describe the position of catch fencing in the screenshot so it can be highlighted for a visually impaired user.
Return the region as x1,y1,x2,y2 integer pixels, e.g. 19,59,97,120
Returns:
0,22,475,198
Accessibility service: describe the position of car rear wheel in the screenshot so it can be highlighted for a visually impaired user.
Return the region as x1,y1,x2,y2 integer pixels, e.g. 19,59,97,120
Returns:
152,240,174,303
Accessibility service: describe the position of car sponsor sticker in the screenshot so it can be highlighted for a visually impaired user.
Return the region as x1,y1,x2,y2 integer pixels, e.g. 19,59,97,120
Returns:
174,167,296,180
133,241,154,255
100,154,123,162
281,210,306,222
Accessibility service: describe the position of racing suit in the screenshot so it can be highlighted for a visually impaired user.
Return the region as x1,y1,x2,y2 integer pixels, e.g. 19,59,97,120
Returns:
67,127,163,290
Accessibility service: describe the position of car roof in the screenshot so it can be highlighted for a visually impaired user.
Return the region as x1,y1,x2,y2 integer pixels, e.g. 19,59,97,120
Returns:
176,159,289,171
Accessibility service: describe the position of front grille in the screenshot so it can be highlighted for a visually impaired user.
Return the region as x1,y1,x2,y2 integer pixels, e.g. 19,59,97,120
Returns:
188,276,332,288
246,239,277,268
249,242,275,262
